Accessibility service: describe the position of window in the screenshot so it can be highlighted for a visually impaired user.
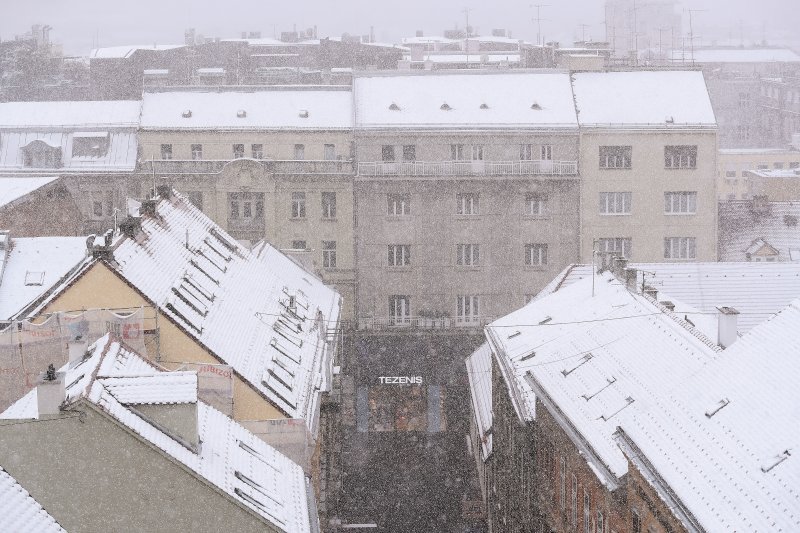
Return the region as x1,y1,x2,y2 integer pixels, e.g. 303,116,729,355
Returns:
598,238,632,259
790,162,799,169
456,193,479,215
403,145,416,162
540,144,552,160
233,144,245,159
294,144,305,160
724,163,737,178
324,144,336,161
519,144,533,161
664,191,697,214
322,241,337,268
191,144,203,160
229,192,264,221
187,191,203,211
571,475,578,525
774,162,785,169
23,142,61,168
757,163,769,170
599,192,631,215
89,191,113,219
72,134,109,157
291,240,306,249
583,490,591,533
525,193,546,215
291,192,306,219
597,511,605,533
389,295,411,325
471,145,485,161
599,146,632,168
450,144,466,160
321,192,337,219
382,145,395,162
739,92,751,107
251,144,264,159
665,145,697,169
525,244,548,266
559,456,566,510
388,244,411,267
632,509,642,533
388,193,411,215
737,125,751,141
160,144,173,160
456,244,480,266
664,237,696,259
456,295,480,323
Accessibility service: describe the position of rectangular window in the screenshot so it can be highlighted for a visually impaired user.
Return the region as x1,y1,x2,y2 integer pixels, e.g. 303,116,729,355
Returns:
160,144,173,160
583,490,590,533
450,144,466,161
322,240,337,268
525,244,548,266
471,145,485,161
790,162,799,169
233,144,245,159
294,144,305,160
599,146,632,168
724,163,737,178
599,192,631,214
456,295,480,323
456,193,479,215
541,144,553,160
321,192,337,219
559,456,566,510
89,191,113,220
291,192,306,219
72,134,109,157
519,144,533,161
187,191,203,211
632,509,642,533
389,295,411,325
526,193,546,215
382,145,395,162
737,125,751,141
739,92,751,107
597,511,605,533
664,191,697,214
774,162,785,169
251,144,264,159
229,192,264,221
291,240,306,250
388,193,411,215
324,144,336,161
388,244,411,267
230,200,239,219
571,475,578,525
403,145,416,162
456,244,480,266
664,237,697,259
598,237,632,259
191,144,203,160
665,145,698,169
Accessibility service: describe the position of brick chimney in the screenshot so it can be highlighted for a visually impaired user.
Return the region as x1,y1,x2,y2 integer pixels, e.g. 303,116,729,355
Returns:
37,364,66,416
717,307,740,348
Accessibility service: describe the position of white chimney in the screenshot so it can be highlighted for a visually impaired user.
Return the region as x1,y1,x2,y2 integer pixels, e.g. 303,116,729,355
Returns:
68,339,89,364
37,366,66,416
717,307,740,348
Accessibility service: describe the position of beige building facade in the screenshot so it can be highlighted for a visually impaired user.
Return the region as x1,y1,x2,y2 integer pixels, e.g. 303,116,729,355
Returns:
718,148,800,200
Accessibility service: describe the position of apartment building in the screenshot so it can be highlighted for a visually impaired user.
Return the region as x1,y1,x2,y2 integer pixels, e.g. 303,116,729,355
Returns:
574,71,718,263
718,147,800,200
138,87,356,319
352,71,581,328
0,177,81,236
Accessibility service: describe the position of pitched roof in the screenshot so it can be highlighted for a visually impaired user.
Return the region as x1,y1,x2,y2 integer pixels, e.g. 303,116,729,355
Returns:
615,300,800,532
719,200,800,262
571,71,716,127
465,342,493,461
0,176,58,209
354,72,579,129
1,334,315,532
89,44,186,59
0,100,141,128
0,467,65,532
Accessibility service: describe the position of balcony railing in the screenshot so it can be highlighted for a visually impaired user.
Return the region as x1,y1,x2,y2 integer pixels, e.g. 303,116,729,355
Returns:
358,160,578,177
357,315,496,330
139,159,354,175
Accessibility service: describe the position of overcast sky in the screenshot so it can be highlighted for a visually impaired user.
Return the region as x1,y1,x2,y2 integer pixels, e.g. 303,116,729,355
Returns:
1,0,797,55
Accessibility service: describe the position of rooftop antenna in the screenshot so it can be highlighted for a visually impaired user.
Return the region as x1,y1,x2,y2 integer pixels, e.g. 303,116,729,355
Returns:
687,9,707,65
578,23,591,43
462,7,472,64
531,4,550,46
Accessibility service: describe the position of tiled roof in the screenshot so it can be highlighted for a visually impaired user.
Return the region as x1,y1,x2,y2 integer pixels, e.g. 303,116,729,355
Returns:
719,200,800,262
465,342,492,460
0,467,65,532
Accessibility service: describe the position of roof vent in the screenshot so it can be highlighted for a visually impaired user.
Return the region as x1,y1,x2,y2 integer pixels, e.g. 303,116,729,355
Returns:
531,102,542,110
182,110,192,118
236,109,247,118
389,102,401,111
480,103,489,109
440,102,452,111
666,116,674,124
299,109,309,118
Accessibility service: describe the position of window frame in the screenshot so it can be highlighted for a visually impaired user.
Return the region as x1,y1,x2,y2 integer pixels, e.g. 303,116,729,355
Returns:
664,145,698,169
387,193,411,216
322,240,337,268
291,192,307,219
387,244,411,267
233,143,245,159
456,243,480,267
251,144,264,159
664,191,698,214
599,192,632,215
456,294,480,323
191,144,203,160
456,193,479,215
664,237,697,260
160,144,173,160
321,192,337,219
599,145,632,169
525,243,548,266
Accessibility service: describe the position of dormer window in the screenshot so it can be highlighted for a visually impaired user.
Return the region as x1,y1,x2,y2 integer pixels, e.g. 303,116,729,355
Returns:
389,102,401,111
182,109,192,118
22,140,62,168
531,102,542,110
236,109,247,118
72,132,109,158
440,103,452,111
299,109,309,118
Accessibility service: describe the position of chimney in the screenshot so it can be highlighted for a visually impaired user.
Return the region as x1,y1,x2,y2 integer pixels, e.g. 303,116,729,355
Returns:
37,364,66,416
119,216,142,238
67,338,89,364
624,267,638,292
611,255,628,278
140,199,157,216
643,286,658,300
660,301,675,311
717,306,740,348
156,185,172,199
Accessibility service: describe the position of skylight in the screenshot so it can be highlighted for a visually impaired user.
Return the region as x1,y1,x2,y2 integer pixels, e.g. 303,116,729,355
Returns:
24,271,45,286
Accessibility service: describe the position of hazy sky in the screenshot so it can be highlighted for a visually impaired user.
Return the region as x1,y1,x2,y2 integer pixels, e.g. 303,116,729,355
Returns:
1,0,797,55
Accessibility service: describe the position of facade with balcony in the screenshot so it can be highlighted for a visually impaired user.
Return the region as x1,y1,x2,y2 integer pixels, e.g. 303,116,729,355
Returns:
352,71,581,329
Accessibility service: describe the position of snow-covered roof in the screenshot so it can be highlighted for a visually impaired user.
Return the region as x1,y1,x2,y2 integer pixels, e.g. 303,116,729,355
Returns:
616,299,800,532
465,342,492,461
0,176,58,209
539,262,800,334
719,147,798,155
486,272,720,483
745,168,800,178
401,36,457,44
90,44,186,59
402,53,521,64
0,235,88,320
41,191,341,431
101,372,198,404
0,467,64,532
0,131,138,172
354,72,578,129
671,48,800,64
571,71,716,127
140,90,352,130
0,100,141,129
719,201,800,262
1,334,315,532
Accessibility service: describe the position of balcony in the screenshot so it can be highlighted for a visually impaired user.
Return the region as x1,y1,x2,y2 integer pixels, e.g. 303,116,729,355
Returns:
358,160,578,177
357,315,496,330
139,159,355,175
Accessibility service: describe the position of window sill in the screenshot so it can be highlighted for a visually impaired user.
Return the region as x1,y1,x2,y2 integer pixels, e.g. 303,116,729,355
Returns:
664,212,697,216
321,217,338,222
664,167,697,170
455,265,482,271
522,215,552,221
599,213,632,216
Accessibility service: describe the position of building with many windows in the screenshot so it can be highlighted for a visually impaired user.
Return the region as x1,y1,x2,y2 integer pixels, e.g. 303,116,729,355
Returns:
718,147,800,200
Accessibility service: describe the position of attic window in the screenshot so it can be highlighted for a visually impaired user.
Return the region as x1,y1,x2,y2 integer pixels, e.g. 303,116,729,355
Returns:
24,271,45,286
530,102,542,110
72,132,110,158
389,102,401,111
236,109,247,118
299,109,309,118
507,330,521,339
182,110,192,118
440,103,452,111
480,103,489,109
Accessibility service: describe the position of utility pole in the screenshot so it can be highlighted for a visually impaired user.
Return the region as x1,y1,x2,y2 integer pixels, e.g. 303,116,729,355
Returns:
531,4,550,46
658,27,670,62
